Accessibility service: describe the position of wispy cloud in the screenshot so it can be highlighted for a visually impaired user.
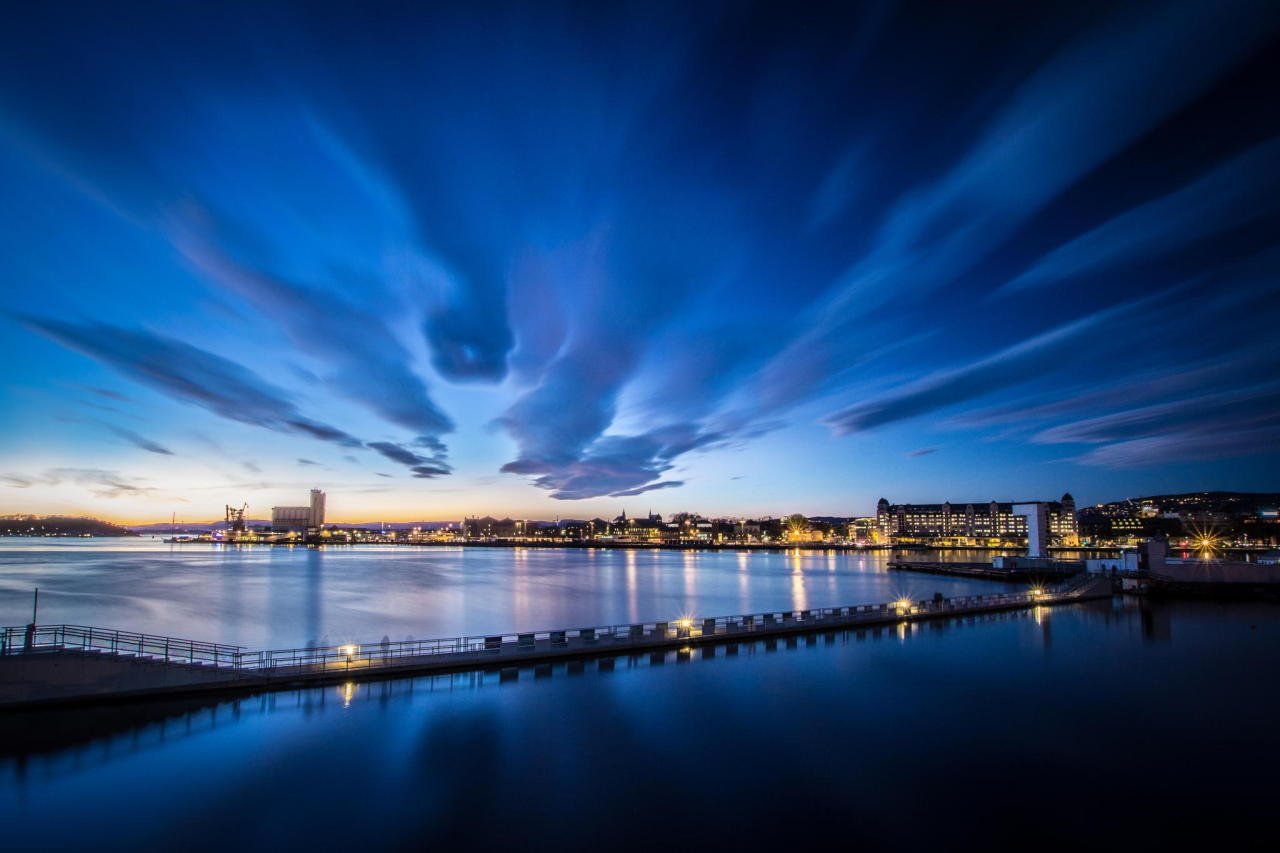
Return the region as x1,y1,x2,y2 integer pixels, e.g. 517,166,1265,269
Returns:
1075,425,1280,468
22,317,363,448
173,224,454,441
2,468,158,498
3,1,1279,506
502,424,715,500
22,319,457,479
366,441,451,479
825,299,1143,434
105,425,174,456
1003,136,1280,293
741,1,1280,436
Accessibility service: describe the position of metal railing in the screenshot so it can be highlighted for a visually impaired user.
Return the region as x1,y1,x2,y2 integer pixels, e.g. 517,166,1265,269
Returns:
2,574,1104,677
0,623,242,666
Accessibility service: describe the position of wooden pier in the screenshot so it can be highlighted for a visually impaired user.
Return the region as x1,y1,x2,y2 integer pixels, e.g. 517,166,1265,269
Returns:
1,575,1112,709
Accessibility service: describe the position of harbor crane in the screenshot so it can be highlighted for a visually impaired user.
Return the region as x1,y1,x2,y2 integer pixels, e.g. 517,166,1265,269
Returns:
225,503,248,535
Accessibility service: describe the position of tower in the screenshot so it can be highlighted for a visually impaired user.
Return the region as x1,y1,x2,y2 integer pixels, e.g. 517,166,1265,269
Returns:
309,489,326,529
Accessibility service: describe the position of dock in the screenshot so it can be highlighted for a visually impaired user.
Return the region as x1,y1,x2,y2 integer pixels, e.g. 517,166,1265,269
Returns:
1,575,1112,709
888,559,1081,582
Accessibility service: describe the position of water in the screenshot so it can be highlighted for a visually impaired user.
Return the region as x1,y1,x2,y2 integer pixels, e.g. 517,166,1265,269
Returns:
2,540,1277,849
0,539,1026,648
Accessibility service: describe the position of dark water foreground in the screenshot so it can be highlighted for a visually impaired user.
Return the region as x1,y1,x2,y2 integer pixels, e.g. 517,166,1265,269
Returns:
3,596,1277,850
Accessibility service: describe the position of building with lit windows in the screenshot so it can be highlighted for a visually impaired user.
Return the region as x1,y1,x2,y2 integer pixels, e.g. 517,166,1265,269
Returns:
876,493,1077,546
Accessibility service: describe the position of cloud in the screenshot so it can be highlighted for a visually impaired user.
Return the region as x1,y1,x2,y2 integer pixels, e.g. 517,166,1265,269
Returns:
366,441,452,478
1003,136,1280,293
1075,425,1280,468
609,480,685,498
27,315,459,480
5,2,1279,506
21,317,364,447
1032,384,1280,447
502,424,720,500
825,299,1142,434
750,0,1278,416
173,224,454,439
5,468,158,498
1018,380,1280,469
56,468,157,499
84,386,131,402
297,458,320,466
106,425,174,456
908,447,938,457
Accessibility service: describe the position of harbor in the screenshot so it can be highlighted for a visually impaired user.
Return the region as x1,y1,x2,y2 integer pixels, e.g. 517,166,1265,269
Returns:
0,574,1110,708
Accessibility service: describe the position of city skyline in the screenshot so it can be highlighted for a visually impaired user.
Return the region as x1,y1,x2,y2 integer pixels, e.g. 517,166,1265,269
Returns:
3,1,1280,523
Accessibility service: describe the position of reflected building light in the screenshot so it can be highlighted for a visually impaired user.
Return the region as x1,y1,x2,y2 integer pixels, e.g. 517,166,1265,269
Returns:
791,570,808,612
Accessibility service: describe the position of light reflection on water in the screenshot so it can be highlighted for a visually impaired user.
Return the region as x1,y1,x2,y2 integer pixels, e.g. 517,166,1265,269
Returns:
0,539,1029,649
1,595,1277,850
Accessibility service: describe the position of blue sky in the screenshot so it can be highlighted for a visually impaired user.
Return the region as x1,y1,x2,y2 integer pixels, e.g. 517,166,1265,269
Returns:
1,0,1279,523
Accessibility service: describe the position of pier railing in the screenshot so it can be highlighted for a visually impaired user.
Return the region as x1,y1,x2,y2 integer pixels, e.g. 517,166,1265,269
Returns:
2,575,1103,676
0,623,242,666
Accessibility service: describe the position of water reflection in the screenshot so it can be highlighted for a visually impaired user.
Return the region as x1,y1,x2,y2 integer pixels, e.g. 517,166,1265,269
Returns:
0,541,1034,649
790,562,808,612
1,600,1106,774
5,594,1259,845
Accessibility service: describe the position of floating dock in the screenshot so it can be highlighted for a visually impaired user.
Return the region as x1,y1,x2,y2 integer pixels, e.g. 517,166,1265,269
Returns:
889,559,1081,582
1,576,1112,709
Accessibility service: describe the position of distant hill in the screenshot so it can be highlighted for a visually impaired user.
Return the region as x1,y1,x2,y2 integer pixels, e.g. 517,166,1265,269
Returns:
128,520,270,533
0,515,139,537
1094,492,1280,513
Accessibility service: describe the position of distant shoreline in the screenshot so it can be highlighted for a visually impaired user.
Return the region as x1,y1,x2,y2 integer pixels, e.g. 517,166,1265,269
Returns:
142,537,1129,555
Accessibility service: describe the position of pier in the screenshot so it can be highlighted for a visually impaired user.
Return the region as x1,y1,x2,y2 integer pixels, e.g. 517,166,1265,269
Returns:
1,575,1112,709
887,559,1081,582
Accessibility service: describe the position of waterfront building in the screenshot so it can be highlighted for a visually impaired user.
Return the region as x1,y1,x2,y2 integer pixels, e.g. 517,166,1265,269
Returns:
462,516,523,539
875,493,1077,546
847,517,881,544
271,489,326,534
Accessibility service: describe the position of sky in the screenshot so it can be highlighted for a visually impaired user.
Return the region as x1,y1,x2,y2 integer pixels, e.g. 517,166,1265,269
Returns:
1,0,1279,524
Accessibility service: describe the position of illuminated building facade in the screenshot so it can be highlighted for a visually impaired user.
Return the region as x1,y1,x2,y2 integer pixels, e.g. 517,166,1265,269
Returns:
876,493,1077,545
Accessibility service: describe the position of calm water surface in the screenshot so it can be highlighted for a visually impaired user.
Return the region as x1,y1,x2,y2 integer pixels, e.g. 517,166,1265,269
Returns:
1,540,1276,850
0,539,1025,647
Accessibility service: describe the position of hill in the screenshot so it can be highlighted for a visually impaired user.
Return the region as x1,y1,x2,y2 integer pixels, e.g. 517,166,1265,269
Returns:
0,515,139,537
